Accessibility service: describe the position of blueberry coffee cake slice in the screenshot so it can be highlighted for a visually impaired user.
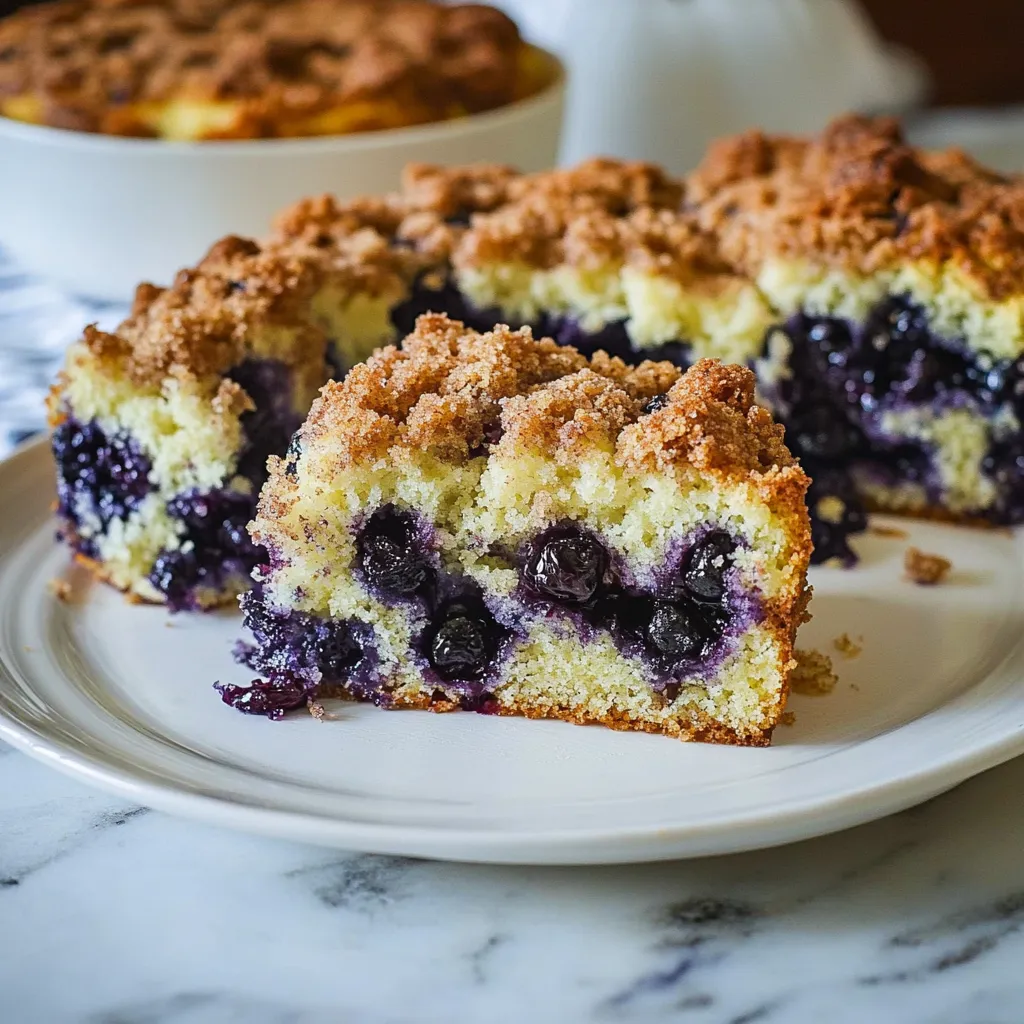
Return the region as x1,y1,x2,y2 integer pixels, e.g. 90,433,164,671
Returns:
689,116,1024,562
48,231,416,610
53,114,1024,601
229,314,811,744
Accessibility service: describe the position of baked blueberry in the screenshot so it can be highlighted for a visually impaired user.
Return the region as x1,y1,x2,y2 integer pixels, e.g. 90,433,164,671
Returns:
647,601,705,658
427,600,500,682
682,531,736,603
357,505,432,597
215,678,309,719
524,526,608,605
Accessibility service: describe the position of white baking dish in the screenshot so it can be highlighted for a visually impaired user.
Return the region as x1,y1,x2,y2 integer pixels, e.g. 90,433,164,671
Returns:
0,52,564,301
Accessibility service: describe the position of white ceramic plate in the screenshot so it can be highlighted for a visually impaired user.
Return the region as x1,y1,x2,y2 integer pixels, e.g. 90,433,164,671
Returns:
2,437,1023,864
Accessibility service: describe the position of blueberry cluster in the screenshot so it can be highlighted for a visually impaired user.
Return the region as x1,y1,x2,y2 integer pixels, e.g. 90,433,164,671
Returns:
793,297,1016,415
224,590,369,717
522,524,736,684
149,490,264,610
390,280,691,366
356,505,509,686
776,294,1024,562
51,417,153,553
227,359,303,488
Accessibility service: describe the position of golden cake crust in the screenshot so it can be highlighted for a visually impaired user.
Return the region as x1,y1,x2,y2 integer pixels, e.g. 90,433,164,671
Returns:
295,312,806,493
269,117,1024,301
691,114,1024,300
0,0,530,138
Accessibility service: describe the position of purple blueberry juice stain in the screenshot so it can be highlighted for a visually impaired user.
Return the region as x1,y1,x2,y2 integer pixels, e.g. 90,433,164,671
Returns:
227,358,302,488
51,417,154,556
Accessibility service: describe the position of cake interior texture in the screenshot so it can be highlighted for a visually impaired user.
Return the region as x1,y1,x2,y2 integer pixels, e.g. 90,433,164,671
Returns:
48,115,1024,610
225,315,810,744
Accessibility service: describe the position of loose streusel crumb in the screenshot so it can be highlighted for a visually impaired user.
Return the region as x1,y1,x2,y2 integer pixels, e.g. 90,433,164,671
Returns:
48,578,72,602
833,633,863,659
904,547,952,585
307,699,328,722
790,649,838,695
870,524,909,539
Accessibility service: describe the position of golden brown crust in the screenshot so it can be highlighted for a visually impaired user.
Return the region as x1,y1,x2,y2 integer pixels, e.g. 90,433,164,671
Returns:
691,114,1024,299
332,686,774,746
0,0,533,138
270,115,1024,301
297,313,809,495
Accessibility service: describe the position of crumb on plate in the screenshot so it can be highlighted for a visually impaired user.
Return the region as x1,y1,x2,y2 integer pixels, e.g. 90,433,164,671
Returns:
790,648,838,695
904,546,952,585
833,632,863,658
870,524,909,539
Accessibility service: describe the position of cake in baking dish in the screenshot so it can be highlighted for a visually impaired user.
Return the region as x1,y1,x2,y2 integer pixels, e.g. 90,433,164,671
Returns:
224,314,811,744
0,0,549,140
49,115,1024,611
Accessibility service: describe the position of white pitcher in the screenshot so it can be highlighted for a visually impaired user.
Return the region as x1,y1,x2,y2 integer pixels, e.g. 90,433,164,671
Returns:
496,0,927,172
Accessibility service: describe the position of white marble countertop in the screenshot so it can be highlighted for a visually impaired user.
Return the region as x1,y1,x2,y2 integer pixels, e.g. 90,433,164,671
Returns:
3,740,1023,1024
4,108,1024,1018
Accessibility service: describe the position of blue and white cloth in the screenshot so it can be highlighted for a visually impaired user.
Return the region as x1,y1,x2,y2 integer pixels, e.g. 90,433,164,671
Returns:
0,251,127,458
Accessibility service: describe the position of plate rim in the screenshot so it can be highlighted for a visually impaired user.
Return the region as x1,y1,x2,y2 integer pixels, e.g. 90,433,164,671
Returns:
2,436,1024,864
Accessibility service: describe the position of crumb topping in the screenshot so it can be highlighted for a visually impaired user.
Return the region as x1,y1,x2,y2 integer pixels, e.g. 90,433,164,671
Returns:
84,235,328,390
691,115,1024,299
267,116,1024,299
904,546,952,585
298,313,806,491
0,0,531,138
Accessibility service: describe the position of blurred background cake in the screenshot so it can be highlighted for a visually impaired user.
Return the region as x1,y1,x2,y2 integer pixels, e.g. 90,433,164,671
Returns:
0,0,551,139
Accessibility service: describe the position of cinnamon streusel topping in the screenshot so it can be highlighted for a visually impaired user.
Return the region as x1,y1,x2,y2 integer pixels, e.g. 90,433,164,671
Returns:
297,312,806,493
270,116,1024,301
